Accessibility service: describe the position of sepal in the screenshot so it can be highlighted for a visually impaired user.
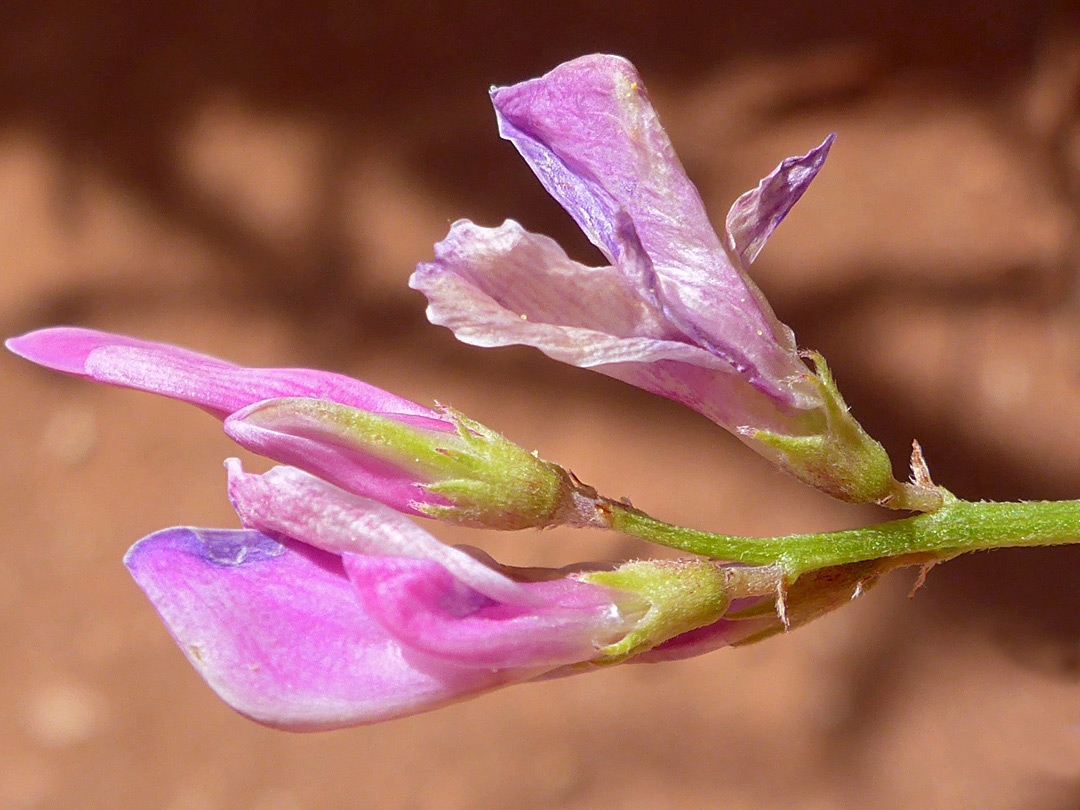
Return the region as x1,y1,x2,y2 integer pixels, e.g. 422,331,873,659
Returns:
580,559,733,662
744,353,943,509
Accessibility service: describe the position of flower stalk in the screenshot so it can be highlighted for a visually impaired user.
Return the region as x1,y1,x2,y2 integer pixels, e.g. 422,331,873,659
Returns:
606,493,1080,580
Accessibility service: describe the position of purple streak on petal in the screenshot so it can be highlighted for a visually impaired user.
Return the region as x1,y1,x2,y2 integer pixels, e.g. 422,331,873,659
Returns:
225,459,540,606
725,135,835,268
125,527,528,730
345,556,642,670
5,327,434,420
490,55,816,406
224,403,445,518
492,56,710,280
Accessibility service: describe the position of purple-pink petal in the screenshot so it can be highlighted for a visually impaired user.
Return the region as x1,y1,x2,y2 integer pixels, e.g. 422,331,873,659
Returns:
490,54,813,406
725,135,835,269
632,610,776,663
5,327,434,421
490,55,720,292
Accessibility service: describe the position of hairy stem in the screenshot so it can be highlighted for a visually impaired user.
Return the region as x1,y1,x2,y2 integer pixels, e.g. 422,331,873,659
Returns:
607,494,1080,579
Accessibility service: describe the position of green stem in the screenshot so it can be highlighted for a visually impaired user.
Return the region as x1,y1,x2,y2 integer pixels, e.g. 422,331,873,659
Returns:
607,494,1080,578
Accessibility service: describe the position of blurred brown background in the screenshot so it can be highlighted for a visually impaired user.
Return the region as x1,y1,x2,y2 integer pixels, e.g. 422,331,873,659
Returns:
4,2,1080,808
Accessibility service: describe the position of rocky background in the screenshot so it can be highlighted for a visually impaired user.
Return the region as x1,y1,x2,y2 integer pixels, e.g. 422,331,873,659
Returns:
3,3,1080,808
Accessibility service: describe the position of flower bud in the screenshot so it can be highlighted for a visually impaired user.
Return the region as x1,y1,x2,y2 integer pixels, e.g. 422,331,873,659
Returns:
224,397,607,530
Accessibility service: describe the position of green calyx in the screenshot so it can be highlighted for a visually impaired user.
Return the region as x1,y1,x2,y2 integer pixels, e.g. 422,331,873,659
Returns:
746,352,944,511
580,560,734,663
420,408,603,529
287,399,603,530
582,555,949,663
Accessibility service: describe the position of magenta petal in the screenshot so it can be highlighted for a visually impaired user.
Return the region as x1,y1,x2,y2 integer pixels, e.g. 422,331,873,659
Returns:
124,527,529,730
6,327,434,420
344,556,642,669
7,328,200,375
725,135,835,269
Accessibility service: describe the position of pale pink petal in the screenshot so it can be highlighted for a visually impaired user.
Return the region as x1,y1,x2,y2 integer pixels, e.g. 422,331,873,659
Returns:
224,459,538,606
414,219,675,339
413,221,818,433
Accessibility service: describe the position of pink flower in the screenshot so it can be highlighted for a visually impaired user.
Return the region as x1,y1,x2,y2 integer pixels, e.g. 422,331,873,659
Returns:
6,327,863,729
125,461,647,729
412,54,902,504
6,327,600,528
